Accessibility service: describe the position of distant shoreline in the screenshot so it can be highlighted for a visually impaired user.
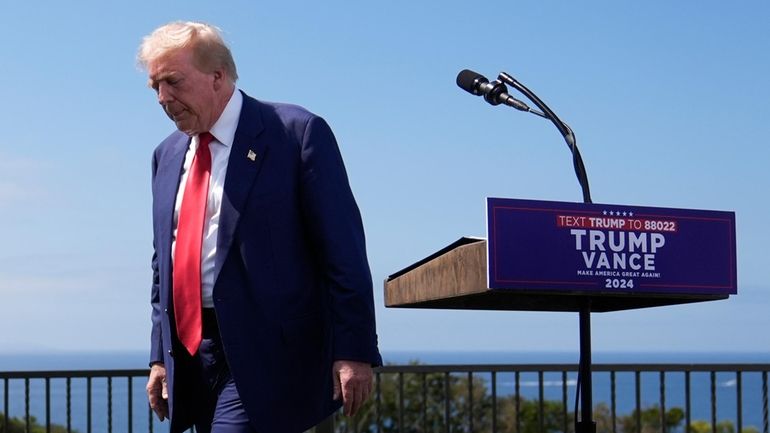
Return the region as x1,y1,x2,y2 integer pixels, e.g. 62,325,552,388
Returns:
2,350,770,371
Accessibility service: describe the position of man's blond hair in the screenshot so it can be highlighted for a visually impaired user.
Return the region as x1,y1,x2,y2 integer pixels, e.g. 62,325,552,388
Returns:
137,21,238,82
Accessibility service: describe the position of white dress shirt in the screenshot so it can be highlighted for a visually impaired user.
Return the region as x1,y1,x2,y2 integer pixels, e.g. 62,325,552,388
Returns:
172,89,243,308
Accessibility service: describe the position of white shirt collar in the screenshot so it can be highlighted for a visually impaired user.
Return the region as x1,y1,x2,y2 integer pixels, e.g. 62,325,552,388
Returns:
207,88,243,147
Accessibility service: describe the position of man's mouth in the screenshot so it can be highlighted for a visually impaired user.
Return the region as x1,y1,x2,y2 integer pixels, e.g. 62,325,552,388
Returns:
164,105,187,120
170,110,186,120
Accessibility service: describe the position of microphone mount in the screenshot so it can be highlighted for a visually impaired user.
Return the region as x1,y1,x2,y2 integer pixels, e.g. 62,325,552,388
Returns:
456,69,546,117
481,79,510,106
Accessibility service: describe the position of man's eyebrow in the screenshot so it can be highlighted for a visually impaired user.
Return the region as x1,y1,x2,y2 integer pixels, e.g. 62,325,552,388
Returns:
147,72,178,89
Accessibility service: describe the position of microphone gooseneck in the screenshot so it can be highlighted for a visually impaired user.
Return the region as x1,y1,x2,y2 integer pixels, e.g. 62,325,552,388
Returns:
497,71,592,204
455,68,591,204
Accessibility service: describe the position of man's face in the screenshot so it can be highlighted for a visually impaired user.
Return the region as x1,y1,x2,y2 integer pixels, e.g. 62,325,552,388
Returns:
147,47,219,136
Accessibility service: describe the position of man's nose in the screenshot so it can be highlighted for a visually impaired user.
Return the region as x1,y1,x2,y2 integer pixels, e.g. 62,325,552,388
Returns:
157,83,173,105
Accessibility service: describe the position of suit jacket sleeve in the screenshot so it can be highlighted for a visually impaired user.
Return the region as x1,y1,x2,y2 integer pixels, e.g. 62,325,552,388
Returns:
297,115,381,365
149,150,164,366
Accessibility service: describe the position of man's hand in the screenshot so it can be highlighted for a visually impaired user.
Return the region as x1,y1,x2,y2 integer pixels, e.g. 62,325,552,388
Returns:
146,363,169,421
332,360,373,416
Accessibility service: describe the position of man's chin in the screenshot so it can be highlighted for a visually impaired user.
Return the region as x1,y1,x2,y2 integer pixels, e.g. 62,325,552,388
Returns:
175,122,198,137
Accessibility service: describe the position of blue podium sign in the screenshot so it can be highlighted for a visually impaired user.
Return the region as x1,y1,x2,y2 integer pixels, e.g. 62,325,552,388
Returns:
487,198,737,296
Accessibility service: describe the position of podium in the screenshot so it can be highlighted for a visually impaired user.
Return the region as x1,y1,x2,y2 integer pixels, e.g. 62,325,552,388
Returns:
385,197,736,432
386,198,736,310
385,237,729,312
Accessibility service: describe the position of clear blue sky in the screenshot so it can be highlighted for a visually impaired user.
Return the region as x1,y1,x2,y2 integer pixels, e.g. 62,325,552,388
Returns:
1,1,768,355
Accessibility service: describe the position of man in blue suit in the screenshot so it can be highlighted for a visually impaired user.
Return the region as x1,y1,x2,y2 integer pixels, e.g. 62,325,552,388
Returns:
138,21,381,433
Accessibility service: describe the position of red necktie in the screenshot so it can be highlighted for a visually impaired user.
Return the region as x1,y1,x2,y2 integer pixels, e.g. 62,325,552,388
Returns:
173,132,214,355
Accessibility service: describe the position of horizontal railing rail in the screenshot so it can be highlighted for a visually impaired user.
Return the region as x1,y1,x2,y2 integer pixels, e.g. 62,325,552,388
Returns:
2,364,769,433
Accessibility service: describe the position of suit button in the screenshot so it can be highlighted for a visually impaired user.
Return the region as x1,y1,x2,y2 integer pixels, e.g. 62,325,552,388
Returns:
164,308,168,314
168,349,174,357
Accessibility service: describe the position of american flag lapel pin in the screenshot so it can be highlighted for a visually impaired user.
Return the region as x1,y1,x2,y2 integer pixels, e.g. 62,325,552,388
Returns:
247,150,257,161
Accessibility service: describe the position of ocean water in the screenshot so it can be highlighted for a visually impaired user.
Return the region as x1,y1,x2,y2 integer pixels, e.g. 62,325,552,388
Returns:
1,351,769,432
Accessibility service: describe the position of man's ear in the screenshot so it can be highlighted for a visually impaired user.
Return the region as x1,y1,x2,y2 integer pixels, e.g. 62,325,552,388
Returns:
212,69,226,90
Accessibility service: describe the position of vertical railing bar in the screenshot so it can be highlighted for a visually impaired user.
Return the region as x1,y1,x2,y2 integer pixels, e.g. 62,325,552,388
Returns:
660,371,666,433
376,373,381,433
3,378,8,433
25,377,30,433
515,371,521,433
45,377,51,433
611,371,617,433
538,370,544,433
634,371,641,433
108,376,113,433
87,377,93,433
736,371,742,433
492,371,497,433
710,371,716,433
685,371,691,433
128,376,134,433
422,372,427,433
468,371,473,433
149,402,154,433
763,370,768,433
67,377,72,433
398,372,404,433
561,371,568,433
444,372,450,433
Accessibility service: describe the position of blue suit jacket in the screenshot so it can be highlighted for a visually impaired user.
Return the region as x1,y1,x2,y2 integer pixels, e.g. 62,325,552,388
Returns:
150,91,381,433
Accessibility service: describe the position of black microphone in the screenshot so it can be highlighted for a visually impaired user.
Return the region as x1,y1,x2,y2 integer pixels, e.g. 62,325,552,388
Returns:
456,69,530,111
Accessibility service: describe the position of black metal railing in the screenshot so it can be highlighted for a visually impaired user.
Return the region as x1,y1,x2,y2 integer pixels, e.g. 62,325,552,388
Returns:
2,364,769,433
328,364,770,433
0,369,149,433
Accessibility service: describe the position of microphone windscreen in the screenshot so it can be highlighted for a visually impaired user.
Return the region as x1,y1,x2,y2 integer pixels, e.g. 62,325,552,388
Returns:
456,69,486,93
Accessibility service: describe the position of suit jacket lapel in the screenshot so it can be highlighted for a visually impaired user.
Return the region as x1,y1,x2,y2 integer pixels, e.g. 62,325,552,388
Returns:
157,133,190,259
214,93,267,283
